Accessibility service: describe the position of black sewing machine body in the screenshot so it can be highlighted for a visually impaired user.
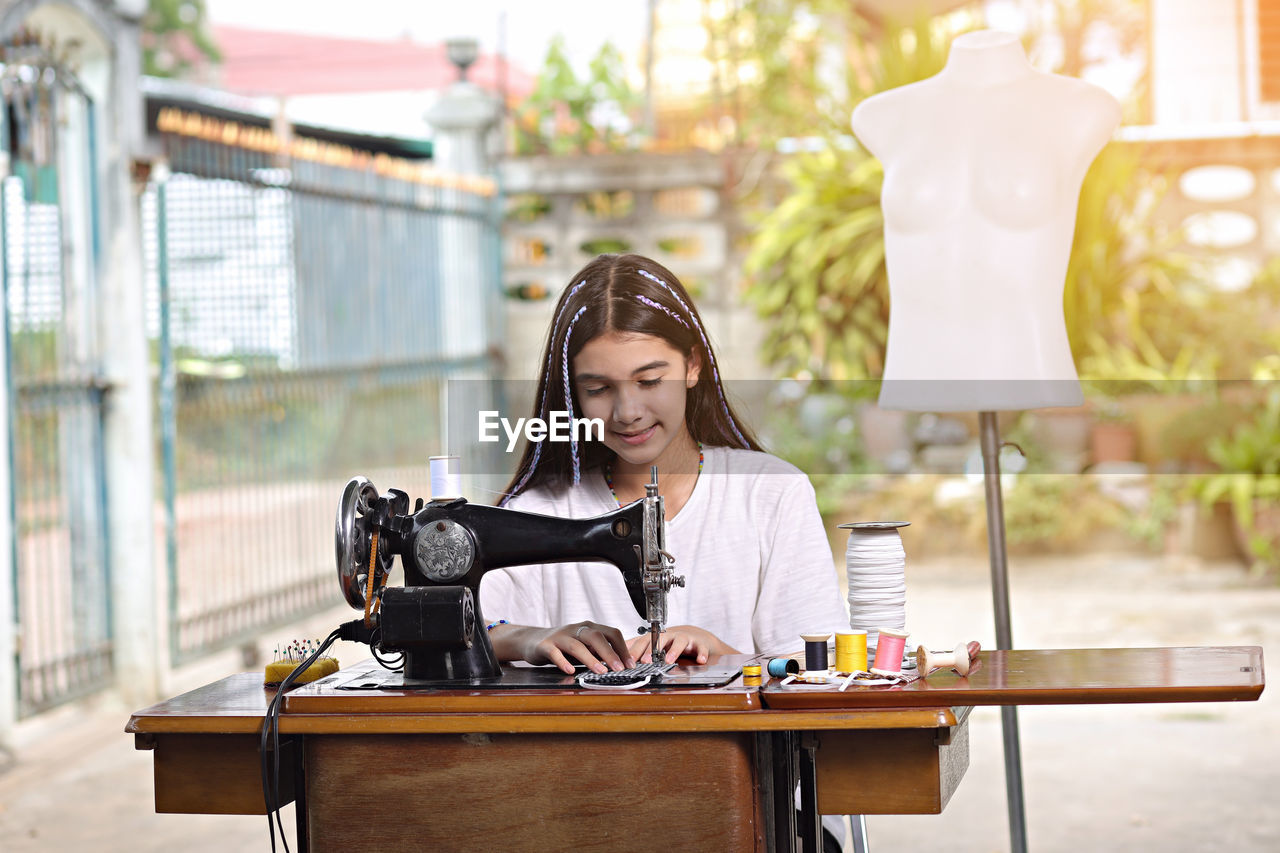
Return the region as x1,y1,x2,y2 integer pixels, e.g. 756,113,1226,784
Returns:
335,476,672,684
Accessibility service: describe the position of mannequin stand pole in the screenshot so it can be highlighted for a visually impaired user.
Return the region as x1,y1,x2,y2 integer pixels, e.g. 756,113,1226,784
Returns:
979,411,1029,853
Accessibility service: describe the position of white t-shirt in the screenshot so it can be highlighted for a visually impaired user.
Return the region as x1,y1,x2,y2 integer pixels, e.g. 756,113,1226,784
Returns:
480,446,849,655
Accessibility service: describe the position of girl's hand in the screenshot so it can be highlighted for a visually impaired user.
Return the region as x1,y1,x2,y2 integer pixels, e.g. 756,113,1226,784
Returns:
626,625,739,665
492,622,635,675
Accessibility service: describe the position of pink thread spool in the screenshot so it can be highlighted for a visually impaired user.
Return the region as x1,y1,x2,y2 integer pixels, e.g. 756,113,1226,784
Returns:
870,627,909,676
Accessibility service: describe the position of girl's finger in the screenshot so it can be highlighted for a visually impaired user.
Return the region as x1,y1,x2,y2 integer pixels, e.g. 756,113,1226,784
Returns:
545,646,576,675
671,631,710,664
627,635,653,664
562,637,607,674
663,634,688,664
581,627,626,671
598,625,636,669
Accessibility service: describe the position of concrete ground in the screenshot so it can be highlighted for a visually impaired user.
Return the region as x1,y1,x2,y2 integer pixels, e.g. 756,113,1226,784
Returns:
0,553,1274,852
860,554,1278,853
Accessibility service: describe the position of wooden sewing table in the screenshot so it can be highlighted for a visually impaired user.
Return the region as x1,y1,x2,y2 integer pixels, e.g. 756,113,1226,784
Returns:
127,646,1263,853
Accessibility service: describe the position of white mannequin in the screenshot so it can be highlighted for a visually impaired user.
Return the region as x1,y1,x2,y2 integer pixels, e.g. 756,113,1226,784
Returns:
851,30,1121,411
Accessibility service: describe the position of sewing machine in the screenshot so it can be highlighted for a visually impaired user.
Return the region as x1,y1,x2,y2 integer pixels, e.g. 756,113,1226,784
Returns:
333,467,694,685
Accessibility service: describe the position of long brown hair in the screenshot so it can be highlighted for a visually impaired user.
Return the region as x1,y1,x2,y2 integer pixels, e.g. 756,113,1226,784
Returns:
500,254,760,502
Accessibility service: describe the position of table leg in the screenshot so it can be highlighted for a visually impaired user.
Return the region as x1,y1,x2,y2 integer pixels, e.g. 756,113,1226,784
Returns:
799,732,821,853
763,731,799,852
851,814,870,853
294,735,308,853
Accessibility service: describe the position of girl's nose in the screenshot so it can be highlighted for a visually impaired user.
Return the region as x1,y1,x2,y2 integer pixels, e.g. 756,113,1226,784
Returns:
613,386,644,424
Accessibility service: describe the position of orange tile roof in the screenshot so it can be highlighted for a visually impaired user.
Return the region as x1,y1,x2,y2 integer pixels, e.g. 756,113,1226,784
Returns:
212,25,534,98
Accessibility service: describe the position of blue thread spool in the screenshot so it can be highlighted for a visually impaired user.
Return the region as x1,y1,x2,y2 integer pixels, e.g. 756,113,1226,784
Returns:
767,657,800,678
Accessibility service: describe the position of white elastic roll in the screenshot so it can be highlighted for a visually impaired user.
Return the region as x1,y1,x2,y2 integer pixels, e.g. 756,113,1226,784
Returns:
845,527,907,650
429,455,462,500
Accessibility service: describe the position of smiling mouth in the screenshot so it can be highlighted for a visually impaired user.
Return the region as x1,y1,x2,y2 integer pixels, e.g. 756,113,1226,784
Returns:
614,425,657,445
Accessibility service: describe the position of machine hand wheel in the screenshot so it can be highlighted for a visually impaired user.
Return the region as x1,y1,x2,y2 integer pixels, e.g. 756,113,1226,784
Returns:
335,475,380,609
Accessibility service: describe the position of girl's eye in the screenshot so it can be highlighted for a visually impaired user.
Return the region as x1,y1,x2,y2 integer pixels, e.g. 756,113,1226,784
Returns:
639,378,662,388
583,386,609,397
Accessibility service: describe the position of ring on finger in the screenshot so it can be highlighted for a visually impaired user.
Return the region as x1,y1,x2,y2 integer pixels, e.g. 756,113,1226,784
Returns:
573,624,590,640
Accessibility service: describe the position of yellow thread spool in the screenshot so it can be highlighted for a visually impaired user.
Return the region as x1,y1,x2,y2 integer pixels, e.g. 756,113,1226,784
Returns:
835,630,867,673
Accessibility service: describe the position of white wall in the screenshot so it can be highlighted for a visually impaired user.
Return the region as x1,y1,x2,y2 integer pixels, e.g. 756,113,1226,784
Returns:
1149,0,1280,124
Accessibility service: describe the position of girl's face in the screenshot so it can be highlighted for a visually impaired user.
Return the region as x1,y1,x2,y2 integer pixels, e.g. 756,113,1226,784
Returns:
572,331,701,469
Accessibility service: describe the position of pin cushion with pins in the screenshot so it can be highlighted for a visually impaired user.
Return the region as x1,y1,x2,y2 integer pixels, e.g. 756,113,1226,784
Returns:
264,640,340,686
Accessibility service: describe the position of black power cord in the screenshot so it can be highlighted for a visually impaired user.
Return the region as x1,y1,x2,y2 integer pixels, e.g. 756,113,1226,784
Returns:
260,627,342,853
369,628,404,671
260,619,378,851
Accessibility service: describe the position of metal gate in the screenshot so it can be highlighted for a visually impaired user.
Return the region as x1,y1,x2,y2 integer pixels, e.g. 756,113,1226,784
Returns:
0,44,112,716
146,115,502,663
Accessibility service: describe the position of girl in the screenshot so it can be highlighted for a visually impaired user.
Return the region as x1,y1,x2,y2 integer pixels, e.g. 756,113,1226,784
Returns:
482,254,848,676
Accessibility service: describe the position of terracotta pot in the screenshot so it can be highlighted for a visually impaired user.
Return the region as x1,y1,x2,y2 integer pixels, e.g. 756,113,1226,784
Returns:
1164,501,1240,561
1089,422,1137,465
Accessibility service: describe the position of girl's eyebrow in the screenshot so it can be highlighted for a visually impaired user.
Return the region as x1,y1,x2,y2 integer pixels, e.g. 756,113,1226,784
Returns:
575,360,670,382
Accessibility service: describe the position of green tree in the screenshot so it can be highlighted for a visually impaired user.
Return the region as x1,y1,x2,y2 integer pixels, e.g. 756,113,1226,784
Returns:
741,16,952,384
704,0,882,147
513,36,643,156
1064,142,1199,381
142,0,221,79
1048,0,1148,112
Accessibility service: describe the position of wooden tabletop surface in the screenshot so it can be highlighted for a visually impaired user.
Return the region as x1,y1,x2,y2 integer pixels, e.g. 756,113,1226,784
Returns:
125,654,959,735
126,646,1263,736
762,646,1265,709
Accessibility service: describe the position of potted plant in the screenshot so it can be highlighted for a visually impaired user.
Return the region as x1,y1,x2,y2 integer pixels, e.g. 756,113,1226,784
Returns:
1191,388,1280,572
1089,400,1138,466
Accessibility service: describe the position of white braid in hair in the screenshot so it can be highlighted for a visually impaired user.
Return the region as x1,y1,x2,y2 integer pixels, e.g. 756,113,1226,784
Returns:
635,268,749,447
502,281,587,505
560,305,590,484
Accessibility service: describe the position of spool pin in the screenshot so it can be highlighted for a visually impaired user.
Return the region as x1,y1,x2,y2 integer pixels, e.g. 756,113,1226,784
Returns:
917,642,980,678
429,455,462,500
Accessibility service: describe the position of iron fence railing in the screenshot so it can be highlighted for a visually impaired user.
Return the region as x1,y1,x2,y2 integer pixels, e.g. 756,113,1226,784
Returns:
9,378,110,714
145,130,502,664
1,58,112,716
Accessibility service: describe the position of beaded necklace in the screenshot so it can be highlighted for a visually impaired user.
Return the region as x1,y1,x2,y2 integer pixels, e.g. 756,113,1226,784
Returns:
604,442,703,506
